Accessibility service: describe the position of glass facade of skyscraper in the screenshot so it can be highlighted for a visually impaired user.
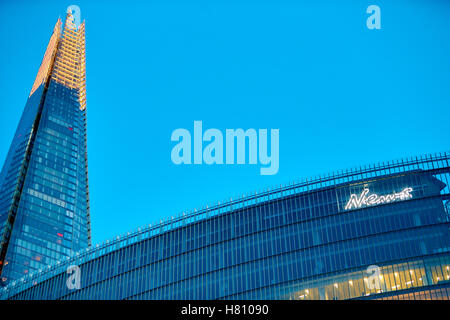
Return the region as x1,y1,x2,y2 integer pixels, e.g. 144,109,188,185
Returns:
0,13,90,284
1,153,449,300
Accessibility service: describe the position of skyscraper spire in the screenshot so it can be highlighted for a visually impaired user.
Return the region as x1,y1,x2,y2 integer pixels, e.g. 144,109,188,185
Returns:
0,12,90,284
51,12,86,111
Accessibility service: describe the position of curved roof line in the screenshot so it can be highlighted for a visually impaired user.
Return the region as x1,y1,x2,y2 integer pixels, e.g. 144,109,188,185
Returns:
2,151,449,296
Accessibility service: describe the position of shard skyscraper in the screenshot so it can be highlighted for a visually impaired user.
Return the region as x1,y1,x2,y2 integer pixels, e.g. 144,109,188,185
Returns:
0,12,90,284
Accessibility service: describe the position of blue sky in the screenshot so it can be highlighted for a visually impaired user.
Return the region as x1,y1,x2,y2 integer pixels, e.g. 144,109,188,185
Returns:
1,0,449,245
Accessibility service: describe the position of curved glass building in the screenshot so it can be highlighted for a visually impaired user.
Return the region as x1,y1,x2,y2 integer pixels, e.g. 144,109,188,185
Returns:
1,152,450,300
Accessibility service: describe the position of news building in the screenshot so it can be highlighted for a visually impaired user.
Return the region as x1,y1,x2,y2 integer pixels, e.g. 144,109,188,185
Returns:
1,152,450,300
0,10,450,300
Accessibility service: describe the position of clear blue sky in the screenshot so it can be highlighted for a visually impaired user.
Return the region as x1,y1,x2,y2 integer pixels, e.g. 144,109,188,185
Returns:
1,0,449,245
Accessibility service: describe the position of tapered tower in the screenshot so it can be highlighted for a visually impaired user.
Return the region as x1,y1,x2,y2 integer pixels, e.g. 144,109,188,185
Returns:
0,11,90,284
